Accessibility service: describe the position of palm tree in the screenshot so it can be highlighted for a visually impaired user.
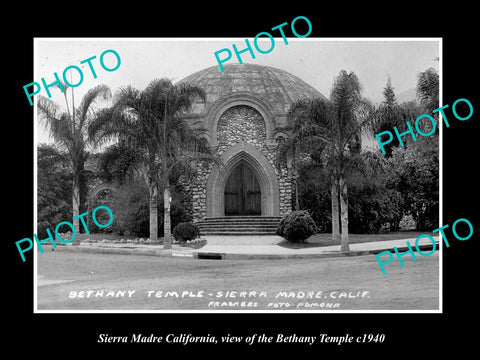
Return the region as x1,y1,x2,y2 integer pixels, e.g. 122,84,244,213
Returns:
89,78,211,249
38,84,112,240
279,70,375,251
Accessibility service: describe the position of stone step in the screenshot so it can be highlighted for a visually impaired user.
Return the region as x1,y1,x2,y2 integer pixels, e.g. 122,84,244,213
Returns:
199,225,279,231
198,224,279,229
196,216,281,235
200,230,278,235
204,216,282,221
198,219,281,224
197,220,280,225
198,218,281,224
199,228,279,235
200,228,277,234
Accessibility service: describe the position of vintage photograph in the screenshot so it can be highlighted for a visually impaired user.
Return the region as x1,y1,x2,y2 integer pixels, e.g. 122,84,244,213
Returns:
33,38,441,312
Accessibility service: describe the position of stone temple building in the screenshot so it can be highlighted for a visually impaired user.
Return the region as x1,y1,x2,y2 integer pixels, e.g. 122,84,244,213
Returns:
177,63,323,235
87,63,324,236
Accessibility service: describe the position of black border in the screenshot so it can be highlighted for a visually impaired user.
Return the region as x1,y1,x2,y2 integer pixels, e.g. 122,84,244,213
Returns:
6,4,478,355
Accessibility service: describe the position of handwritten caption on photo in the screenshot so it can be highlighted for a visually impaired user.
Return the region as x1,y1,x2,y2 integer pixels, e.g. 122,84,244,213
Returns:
67,289,371,310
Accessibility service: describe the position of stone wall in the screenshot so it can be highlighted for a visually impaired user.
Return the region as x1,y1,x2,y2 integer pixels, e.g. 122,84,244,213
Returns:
186,104,293,221
217,105,266,149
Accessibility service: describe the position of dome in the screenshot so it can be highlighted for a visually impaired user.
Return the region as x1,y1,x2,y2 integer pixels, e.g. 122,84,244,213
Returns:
178,63,325,115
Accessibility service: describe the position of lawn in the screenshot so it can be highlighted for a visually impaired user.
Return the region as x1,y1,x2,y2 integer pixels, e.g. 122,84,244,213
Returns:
279,231,428,249
73,230,427,249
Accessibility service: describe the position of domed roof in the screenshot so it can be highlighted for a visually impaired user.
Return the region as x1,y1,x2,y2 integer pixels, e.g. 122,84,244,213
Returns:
178,63,325,114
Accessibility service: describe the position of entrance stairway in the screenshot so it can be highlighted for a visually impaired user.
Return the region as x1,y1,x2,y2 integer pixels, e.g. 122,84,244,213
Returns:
196,216,282,236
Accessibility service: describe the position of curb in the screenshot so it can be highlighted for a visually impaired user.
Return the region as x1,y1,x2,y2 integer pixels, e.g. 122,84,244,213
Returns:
194,250,372,260
192,242,438,260
41,241,439,260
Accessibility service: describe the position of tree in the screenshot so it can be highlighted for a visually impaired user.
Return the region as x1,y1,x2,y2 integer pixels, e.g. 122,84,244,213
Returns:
373,78,403,156
387,143,439,230
38,84,112,241
96,142,192,237
347,171,404,233
279,70,378,251
417,67,439,114
89,78,213,249
295,162,332,233
371,70,439,231
371,77,427,156
37,144,72,238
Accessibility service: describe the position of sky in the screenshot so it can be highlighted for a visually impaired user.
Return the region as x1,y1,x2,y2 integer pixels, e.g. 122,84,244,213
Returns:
35,38,440,144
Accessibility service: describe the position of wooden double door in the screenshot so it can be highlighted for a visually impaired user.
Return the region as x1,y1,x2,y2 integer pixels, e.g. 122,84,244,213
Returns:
224,162,261,216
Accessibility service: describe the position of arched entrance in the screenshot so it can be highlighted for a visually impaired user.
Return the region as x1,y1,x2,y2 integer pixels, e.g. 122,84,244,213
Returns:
224,161,261,215
206,141,280,218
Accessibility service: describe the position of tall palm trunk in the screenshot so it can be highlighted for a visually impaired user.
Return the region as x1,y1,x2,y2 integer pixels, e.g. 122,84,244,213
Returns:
162,93,173,250
149,184,159,240
163,183,172,249
339,173,350,251
293,160,300,211
331,172,340,240
72,172,81,245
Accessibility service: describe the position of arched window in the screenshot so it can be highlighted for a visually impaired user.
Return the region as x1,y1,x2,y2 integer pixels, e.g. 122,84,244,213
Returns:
95,188,114,203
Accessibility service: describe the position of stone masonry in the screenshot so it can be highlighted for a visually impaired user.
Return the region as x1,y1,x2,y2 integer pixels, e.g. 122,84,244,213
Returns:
185,104,293,222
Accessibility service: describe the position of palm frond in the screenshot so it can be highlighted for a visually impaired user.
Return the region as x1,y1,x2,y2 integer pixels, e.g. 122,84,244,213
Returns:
170,82,206,114
342,150,388,178
77,84,112,128
341,97,375,148
88,107,133,147
38,96,74,151
38,95,61,121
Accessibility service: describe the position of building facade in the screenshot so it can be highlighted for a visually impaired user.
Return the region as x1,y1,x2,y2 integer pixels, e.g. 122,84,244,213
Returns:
177,63,323,223
86,63,324,234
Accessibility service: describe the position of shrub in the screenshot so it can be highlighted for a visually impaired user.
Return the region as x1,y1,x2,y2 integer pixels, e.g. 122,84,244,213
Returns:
348,183,404,233
109,182,151,237
106,180,192,238
173,222,200,242
276,210,317,243
37,144,73,238
296,164,332,233
388,144,439,231
276,214,288,237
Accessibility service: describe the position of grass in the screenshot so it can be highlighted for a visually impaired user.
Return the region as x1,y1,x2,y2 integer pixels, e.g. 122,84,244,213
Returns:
72,230,426,250
279,230,427,249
